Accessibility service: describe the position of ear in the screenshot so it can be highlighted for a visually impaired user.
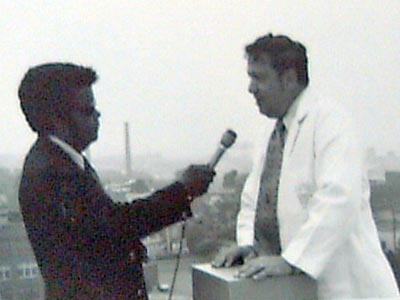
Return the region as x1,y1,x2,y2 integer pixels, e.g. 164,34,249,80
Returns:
280,69,298,90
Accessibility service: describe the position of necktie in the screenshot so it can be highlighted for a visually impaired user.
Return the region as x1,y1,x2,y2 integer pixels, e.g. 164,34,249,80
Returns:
254,119,286,255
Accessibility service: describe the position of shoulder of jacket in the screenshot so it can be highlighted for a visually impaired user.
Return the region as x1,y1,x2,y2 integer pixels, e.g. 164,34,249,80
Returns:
307,95,352,122
23,138,78,178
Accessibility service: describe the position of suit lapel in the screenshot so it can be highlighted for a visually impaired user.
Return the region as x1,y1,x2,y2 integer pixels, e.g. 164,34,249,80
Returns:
284,94,313,157
40,137,105,200
285,115,306,156
83,157,101,182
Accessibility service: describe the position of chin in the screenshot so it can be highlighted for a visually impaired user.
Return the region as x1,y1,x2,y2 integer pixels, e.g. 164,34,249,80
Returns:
90,134,98,145
83,134,98,150
257,106,268,116
262,111,280,119
259,108,273,117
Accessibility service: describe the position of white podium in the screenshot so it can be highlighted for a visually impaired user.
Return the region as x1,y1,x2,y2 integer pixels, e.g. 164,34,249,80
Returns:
192,263,317,300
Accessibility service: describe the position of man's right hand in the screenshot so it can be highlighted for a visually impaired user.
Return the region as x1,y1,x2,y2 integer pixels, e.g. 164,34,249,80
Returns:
179,164,215,199
212,245,256,268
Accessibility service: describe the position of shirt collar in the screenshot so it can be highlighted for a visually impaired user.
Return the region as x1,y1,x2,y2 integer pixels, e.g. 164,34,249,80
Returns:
49,135,85,170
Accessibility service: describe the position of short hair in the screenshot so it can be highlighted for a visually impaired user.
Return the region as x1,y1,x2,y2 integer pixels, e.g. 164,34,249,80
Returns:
18,63,98,133
245,33,309,86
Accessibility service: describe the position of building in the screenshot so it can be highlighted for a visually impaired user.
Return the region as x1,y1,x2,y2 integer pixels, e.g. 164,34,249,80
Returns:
0,213,44,300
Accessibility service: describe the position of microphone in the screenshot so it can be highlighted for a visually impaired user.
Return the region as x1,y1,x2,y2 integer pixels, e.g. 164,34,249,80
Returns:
208,129,237,169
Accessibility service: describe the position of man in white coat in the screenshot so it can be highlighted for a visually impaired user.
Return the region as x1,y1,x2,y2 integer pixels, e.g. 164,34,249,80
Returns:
212,33,399,299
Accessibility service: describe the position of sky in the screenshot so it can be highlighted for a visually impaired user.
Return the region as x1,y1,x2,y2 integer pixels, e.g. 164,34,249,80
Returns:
1,1,399,169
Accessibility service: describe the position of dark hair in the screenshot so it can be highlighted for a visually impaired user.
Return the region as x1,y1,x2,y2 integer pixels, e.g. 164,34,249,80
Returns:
245,33,309,86
18,63,98,133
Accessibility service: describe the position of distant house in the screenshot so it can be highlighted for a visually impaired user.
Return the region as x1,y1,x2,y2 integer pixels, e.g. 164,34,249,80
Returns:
0,213,44,300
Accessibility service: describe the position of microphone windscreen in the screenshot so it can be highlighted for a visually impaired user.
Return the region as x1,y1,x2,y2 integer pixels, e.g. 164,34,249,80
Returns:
220,129,237,148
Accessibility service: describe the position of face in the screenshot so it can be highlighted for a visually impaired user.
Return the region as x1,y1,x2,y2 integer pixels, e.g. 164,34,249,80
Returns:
68,86,100,151
247,56,295,118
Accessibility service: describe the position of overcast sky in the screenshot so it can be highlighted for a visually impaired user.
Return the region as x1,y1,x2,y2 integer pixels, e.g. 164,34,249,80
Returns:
1,1,399,168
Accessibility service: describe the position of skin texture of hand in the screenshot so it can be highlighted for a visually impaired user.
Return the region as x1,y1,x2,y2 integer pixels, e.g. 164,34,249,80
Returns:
180,165,215,198
212,245,256,268
236,255,292,280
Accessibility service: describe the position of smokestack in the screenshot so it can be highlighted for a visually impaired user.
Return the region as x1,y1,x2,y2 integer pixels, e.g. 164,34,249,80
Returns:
124,122,132,178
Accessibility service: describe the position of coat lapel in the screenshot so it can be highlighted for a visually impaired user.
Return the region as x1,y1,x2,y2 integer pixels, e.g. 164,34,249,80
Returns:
284,94,313,156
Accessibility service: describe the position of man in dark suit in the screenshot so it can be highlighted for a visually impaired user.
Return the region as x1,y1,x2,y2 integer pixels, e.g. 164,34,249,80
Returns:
18,63,215,300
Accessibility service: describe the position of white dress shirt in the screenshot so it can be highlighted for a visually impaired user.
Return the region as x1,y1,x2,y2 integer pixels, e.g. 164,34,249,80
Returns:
49,135,85,170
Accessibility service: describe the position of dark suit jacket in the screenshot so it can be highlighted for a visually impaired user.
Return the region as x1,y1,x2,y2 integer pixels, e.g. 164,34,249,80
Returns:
19,136,192,300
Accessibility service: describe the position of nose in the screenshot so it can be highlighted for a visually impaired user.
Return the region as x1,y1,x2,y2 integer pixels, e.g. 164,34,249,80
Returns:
95,109,101,118
248,80,258,95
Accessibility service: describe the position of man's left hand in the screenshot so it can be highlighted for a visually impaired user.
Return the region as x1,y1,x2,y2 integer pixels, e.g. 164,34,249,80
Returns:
236,255,292,280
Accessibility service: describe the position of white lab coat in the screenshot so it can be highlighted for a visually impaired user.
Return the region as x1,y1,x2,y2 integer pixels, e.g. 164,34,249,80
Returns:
237,90,399,299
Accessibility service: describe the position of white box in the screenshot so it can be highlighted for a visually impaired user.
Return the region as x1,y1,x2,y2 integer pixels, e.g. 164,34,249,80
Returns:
192,263,317,300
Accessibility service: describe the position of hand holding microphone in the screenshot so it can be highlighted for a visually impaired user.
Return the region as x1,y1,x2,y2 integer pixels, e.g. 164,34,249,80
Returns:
180,129,237,199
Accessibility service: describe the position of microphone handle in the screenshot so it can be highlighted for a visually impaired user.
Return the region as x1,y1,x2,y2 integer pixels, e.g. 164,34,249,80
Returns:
208,145,226,169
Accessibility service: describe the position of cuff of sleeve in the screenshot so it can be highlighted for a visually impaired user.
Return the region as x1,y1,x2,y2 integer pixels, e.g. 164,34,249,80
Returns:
237,236,255,247
282,250,318,280
290,264,305,275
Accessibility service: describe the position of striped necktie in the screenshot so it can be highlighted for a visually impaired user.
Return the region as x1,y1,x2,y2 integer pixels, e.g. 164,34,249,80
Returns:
254,118,287,255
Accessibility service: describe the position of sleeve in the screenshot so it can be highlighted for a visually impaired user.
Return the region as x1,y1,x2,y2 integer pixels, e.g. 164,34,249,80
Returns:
119,181,192,238
236,173,258,246
55,172,191,242
282,104,364,279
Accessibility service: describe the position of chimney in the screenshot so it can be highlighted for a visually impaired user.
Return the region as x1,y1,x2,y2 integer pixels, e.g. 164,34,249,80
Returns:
125,122,132,178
